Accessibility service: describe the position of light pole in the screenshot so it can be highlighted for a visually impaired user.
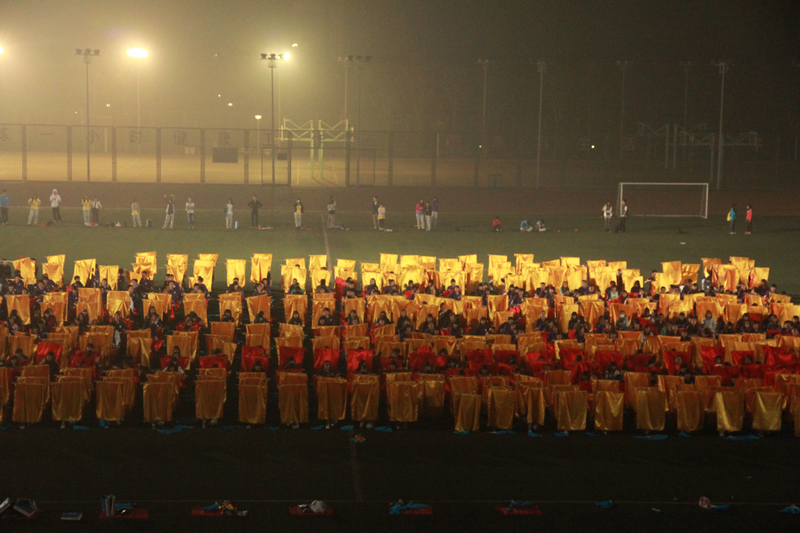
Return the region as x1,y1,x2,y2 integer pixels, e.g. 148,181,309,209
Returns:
260,53,286,185
255,115,262,184
478,59,490,158
337,57,352,126
338,55,371,185
617,60,630,159
680,61,692,160
535,60,546,189
126,47,147,154
76,48,100,182
715,60,729,190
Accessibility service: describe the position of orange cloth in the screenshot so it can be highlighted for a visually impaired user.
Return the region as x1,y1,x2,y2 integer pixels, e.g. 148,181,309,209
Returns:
96,381,126,422
487,387,515,430
417,375,446,418
279,383,308,425
143,382,177,423
387,381,420,423
594,391,624,432
195,379,226,420
51,380,85,422
676,391,704,432
453,393,481,432
751,391,783,432
350,376,380,421
12,383,45,424
238,383,267,425
555,390,588,431
316,377,348,421
635,390,666,431
714,391,744,432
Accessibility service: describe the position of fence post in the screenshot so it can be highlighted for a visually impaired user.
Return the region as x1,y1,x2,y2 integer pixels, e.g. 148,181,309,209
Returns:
66,126,72,181
21,125,27,182
387,131,394,187
111,127,117,182
473,142,480,187
200,129,206,183
344,129,351,187
243,129,249,184
288,137,293,186
430,132,437,187
156,128,162,183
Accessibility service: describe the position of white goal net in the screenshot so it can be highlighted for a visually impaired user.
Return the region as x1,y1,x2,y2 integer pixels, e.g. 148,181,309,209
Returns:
617,182,709,218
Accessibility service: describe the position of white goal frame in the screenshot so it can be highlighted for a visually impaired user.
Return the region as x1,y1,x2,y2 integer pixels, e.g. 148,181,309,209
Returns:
617,182,709,219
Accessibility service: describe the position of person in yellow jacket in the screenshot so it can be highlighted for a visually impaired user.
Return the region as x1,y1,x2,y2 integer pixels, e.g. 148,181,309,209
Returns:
27,194,41,225
81,195,91,226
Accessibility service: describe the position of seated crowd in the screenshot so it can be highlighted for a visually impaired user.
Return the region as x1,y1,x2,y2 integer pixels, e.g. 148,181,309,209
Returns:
0,253,798,435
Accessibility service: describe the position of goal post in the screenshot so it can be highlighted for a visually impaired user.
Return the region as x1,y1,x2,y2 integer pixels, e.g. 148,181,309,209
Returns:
617,182,709,219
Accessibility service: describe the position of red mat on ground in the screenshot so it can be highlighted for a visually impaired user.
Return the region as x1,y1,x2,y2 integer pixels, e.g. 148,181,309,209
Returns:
496,505,543,515
191,507,239,517
289,506,335,517
98,509,149,520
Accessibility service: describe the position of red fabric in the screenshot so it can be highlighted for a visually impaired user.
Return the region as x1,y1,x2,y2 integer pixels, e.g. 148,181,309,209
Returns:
199,355,230,370
346,349,373,374
710,364,739,386
241,350,270,372
700,346,726,374
334,277,346,300
624,353,654,370
489,362,514,376
409,347,436,371
313,348,340,371
493,350,519,364
69,355,94,367
466,349,493,371
764,346,797,369
379,357,403,370
278,347,305,369
740,364,763,379
559,347,585,370
730,350,756,366
35,341,63,364
594,350,624,373
159,356,191,370
664,350,691,376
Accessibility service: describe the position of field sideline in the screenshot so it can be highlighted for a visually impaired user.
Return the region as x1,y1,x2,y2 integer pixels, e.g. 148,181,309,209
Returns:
1,207,798,297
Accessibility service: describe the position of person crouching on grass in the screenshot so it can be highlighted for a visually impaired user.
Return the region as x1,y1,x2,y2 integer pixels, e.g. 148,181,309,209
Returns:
492,216,503,232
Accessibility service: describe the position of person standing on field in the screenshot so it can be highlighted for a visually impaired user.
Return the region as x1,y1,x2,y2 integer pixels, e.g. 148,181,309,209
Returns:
27,194,41,225
294,198,303,229
163,195,175,229
247,195,262,228
618,200,628,233
745,204,753,235
602,202,613,232
431,197,439,227
415,199,424,230
225,199,234,230
49,189,62,222
728,204,737,235
372,196,380,229
326,196,336,229
131,199,142,228
81,195,91,226
90,196,102,224
186,197,196,229
424,201,432,232
377,203,386,231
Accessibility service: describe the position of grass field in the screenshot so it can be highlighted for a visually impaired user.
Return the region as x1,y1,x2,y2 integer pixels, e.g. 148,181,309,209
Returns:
2,207,798,297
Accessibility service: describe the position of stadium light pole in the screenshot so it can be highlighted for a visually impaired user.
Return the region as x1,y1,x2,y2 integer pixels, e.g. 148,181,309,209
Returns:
338,55,371,185
617,60,630,159
255,115,263,184
715,60,729,190
478,59,490,158
261,53,286,185
680,61,692,161
126,47,148,154
76,48,100,182
535,59,546,189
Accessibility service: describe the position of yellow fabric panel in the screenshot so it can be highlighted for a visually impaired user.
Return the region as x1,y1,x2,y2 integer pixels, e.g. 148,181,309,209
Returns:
487,387,515,430
514,254,535,274
210,321,236,342
167,334,195,360
12,383,45,424
195,379,226,420
337,258,356,270
635,390,666,431
11,258,36,286
6,295,31,325
417,375,445,417
457,254,476,267
164,254,188,285
63,369,92,401
660,261,682,286
555,390,587,431
0,367,11,406
279,383,309,424
71,259,96,286
676,391,705,432
379,253,397,269
453,393,481,432
557,304,579,334
594,391,624,432
225,259,247,288
518,385,545,425
579,300,605,328
143,382,176,423
96,381,126,422
9,334,35,358
238,383,267,425
182,299,208,326
387,381,420,423
350,380,380,421
316,378,348,421
283,295,308,324
192,259,216,287
143,292,170,319
751,392,782,432
624,372,651,409
565,266,587,292
246,294,272,322
42,262,64,287
715,391,744,432
126,337,152,368
560,256,580,268
249,255,273,284
309,254,327,271
51,381,85,422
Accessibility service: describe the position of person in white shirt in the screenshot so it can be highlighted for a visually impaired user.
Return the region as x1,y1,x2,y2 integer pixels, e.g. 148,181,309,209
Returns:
131,199,142,228
225,199,234,229
49,189,62,222
90,196,102,224
618,200,628,233
163,196,175,229
186,198,196,229
602,202,613,232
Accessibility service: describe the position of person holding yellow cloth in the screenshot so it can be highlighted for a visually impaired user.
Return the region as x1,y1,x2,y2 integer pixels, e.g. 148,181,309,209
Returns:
27,194,41,225
81,195,91,226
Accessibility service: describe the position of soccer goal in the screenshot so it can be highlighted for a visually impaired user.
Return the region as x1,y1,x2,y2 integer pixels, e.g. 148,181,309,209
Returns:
617,182,709,219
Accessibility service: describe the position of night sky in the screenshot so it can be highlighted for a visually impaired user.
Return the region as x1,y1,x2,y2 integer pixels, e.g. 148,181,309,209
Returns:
0,0,798,150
